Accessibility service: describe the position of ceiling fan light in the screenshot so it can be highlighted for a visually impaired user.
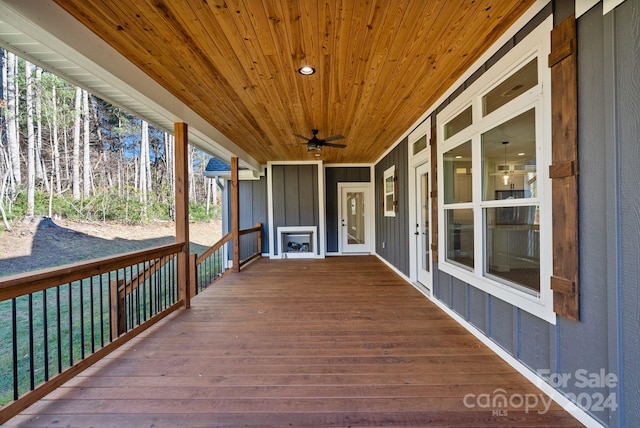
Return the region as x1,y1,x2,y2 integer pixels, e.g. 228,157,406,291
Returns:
298,66,315,75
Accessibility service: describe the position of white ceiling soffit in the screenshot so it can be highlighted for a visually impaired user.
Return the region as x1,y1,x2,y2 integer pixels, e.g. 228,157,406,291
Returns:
0,0,261,172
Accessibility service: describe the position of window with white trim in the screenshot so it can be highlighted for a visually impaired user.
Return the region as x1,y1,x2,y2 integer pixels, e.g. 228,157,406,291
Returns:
383,165,396,217
437,18,553,323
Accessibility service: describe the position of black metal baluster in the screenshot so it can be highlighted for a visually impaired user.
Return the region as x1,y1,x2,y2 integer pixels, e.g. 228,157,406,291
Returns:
167,257,172,306
12,298,18,400
90,275,96,353
80,279,85,360
175,253,179,302
108,271,114,342
125,265,131,331
131,264,136,328
68,283,73,367
142,260,148,322
100,273,106,347
166,256,170,307
56,286,62,374
43,289,49,381
136,262,142,326
217,247,221,278
28,293,34,391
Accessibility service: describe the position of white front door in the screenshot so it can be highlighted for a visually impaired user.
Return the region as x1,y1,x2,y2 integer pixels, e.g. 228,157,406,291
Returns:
415,162,432,287
339,184,371,253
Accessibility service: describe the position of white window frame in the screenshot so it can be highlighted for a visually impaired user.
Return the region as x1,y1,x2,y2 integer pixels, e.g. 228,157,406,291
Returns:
383,165,397,217
437,16,555,324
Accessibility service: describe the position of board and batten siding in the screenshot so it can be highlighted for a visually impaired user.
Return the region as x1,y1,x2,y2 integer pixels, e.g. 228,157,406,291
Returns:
224,174,270,257
239,176,269,256
374,137,410,276
610,0,640,425
373,2,640,426
325,167,371,253
271,164,320,256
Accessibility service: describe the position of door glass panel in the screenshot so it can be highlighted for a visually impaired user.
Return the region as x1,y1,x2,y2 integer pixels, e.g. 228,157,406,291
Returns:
421,173,430,272
346,192,365,245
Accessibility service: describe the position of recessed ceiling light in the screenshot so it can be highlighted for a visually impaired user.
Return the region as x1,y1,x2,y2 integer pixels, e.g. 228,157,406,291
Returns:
518,152,526,156
298,66,315,75
455,155,462,159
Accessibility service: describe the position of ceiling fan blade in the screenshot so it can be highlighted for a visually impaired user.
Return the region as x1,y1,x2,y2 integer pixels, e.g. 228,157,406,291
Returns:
322,142,347,149
322,134,345,142
293,133,310,140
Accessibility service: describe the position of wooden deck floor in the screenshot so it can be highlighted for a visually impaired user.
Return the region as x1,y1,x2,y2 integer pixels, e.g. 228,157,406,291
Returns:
6,256,582,427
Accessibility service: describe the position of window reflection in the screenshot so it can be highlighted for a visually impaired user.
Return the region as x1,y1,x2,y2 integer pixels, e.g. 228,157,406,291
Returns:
485,207,540,293
443,141,472,204
481,109,537,201
445,209,474,269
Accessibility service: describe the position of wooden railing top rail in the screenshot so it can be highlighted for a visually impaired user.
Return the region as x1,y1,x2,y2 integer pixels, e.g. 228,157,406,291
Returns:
196,232,231,265
119,257,163,294
195,225,262,266
0,242,184,302
239,225,261,236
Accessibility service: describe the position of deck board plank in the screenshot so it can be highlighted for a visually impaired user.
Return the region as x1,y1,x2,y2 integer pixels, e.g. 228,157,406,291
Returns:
5,256,582,427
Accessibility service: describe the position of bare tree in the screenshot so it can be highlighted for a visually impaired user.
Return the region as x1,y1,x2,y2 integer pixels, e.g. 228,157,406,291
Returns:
26,61,35,217
165,131,174,200
139,119,150,214
188,145,195,202
82,89,91,198
6,51,20,187
72,87,81,200
34,67,48,191
51,84,61,194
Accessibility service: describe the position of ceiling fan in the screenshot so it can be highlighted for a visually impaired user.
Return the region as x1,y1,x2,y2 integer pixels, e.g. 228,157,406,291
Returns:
293,129,346,151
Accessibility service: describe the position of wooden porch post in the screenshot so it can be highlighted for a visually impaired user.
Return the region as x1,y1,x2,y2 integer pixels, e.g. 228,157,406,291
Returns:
175,122,191,309
231,157,240,272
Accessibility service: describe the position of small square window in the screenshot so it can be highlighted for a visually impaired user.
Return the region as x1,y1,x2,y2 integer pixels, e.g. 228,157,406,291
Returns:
444,105,472,139
482,58,538,116
412,134,428,155
383,165,396,217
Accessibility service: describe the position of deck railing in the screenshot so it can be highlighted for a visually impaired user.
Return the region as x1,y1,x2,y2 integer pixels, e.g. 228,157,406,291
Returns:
193,223,262,294
0,223,263,424
0,243,184,423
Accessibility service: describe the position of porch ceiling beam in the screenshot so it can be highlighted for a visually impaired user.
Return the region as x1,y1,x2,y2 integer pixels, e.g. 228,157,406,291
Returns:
0,0,261,172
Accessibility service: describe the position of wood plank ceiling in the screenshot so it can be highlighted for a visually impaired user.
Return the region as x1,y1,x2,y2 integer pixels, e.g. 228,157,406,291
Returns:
52,0,536,164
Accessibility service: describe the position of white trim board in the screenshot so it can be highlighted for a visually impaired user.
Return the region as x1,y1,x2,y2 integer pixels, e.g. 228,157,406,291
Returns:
603,0,626,14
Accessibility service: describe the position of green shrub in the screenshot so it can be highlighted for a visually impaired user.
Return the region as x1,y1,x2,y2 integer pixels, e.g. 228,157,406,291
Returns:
4,189,221,225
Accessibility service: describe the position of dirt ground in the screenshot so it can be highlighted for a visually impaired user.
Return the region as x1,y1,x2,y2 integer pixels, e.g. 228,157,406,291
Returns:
0,217,222,278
